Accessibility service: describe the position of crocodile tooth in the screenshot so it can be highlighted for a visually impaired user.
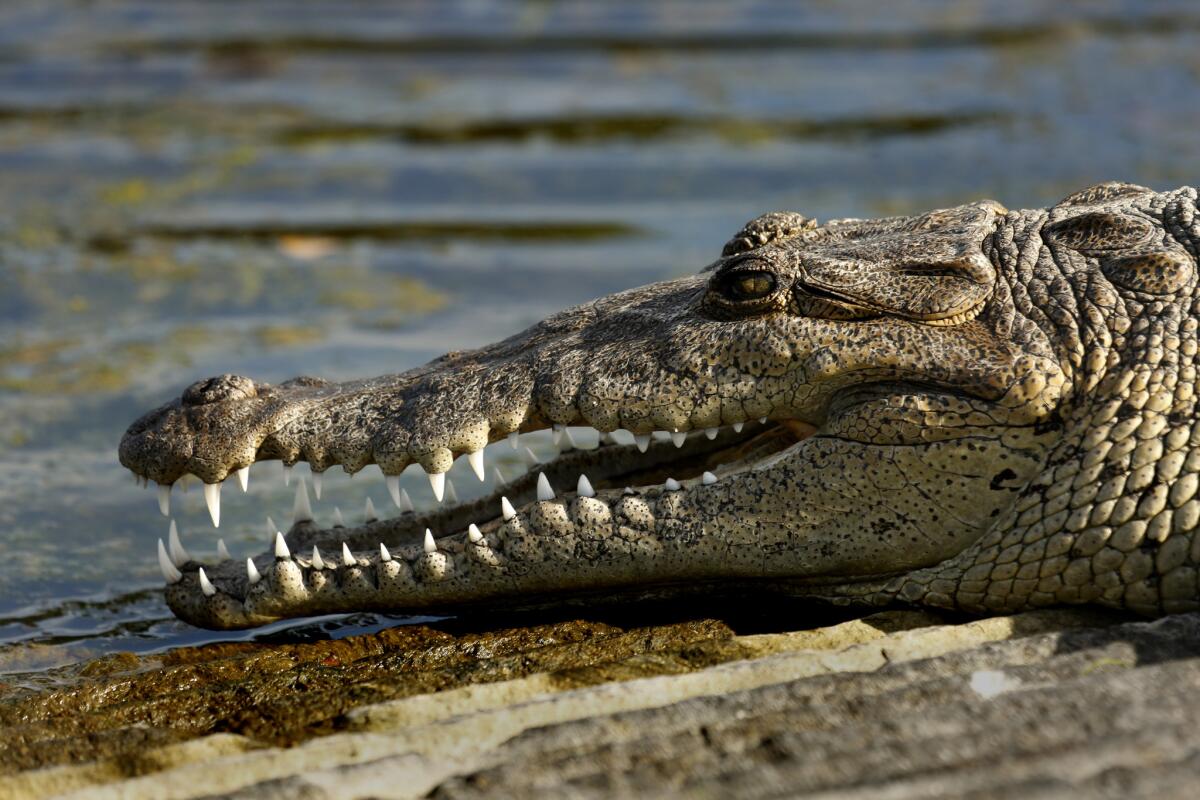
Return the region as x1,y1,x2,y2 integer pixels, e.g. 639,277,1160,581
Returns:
468,523,483,543
445,479,459,504
468,450,486,481
203,482,221,528
274,531,290,559
429,472,446,502
552,424,564,445
236,466,249,492
501,496,516,520
523,447,540,466
312,472,323,500
168,520,189,566
283,463,293,486
671,431,686,448
364,497,378,523
577,474,595,498
266,516,277,539
732,422,744,433
197,567,216,597
508,432,519,449
537,472,555,501
157,484,171,516
704,428,718,440
311,546,325,570
702,471,718,485
386,475,402,508
292,478,313,524
491,466,505,485
399,488,414,513
423,529,437,554
664,478,681,491
216,538,231,561
379,542,392,562
341,542,355,566
562,428,577,450
332,506,345,527
157,539,182,583
246,558,262,585
635,434,651,452
759,417,768,424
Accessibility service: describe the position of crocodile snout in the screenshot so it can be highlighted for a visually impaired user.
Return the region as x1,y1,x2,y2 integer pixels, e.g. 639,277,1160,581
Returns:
182,374,258,406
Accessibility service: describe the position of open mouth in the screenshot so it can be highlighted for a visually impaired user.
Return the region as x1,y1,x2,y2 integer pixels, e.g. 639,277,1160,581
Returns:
136,407,819,629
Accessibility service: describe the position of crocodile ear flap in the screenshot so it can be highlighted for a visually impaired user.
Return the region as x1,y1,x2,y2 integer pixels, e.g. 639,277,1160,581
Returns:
1046,211,1195,294
1099,250,1195,295
721,211,817,257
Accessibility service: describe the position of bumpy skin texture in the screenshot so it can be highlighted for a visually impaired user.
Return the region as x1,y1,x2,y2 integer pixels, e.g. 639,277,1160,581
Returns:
120,183,1200,629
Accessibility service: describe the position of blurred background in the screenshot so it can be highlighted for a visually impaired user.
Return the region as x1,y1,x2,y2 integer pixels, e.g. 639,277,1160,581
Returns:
1,0,1199,685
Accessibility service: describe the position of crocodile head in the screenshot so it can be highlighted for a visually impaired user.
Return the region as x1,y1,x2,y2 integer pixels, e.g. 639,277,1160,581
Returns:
120,182,1200,629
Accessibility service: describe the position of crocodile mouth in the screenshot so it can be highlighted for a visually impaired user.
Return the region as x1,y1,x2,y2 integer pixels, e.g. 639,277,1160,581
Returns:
141,411,818,625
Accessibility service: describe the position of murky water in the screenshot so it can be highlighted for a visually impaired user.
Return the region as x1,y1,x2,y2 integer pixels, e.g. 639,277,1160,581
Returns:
2,0,1199,683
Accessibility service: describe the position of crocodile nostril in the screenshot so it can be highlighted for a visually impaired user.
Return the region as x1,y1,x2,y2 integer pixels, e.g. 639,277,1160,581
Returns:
182,374,258,406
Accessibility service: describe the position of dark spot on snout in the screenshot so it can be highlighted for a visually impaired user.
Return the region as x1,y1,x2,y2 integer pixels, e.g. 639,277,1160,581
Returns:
182,374,258,406
989,468,1018,490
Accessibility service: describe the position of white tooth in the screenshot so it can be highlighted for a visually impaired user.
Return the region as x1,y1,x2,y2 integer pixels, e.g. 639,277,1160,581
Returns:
671,430,686,448
705,427,718,440
429,471,446,502
399,488,414,513
562,428,577,450
292,478,313,523
266,516,277,539
635,434,650,453
236,466,249,492
702,471,718,485
468,523,483,543
332,506,345,527
523,447,540,466
197,567,216,597
445,479,459,504
274,531,290,559
577,474,595,498
733,422,744,433
759,417,768,424
342,542,355,566
423,528,437,554
552,424,564,446
216,538,231,561
246,558,262,585
537,472,554,501
312,472,323,500
491,466,505,486
203,482,221,528
157,484,171,516
283,463,293,486
379,542,392,562
664,477,681,491
508,431,520,449
386,475,402,508
157,539,182,583
467,450,486,481
168,520,189,567
364,497,378,522
311,545,325,570
501,496,516,520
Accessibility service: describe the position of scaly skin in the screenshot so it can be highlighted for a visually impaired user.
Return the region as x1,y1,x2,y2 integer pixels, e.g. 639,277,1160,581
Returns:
119,182,1200,629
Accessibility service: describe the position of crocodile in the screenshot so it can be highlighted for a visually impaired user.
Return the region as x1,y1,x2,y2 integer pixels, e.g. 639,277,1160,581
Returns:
119,182,1200,630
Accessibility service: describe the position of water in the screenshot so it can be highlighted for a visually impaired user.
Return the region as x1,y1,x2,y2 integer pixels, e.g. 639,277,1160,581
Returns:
2,0,1199,682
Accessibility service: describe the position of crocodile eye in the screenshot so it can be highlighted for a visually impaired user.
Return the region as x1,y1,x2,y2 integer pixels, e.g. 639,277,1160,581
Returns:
716,271,777,302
